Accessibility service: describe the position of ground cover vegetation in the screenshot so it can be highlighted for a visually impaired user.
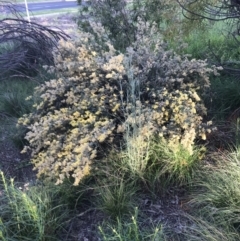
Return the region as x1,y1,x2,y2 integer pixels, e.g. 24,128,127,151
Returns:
1,0,240,240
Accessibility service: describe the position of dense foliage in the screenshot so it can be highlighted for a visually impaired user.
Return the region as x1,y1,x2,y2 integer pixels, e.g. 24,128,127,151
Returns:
78,0,184,51
178,0,240,73
18,21,220,186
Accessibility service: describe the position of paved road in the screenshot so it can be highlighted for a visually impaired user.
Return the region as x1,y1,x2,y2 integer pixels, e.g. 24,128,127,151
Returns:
14,1,79,12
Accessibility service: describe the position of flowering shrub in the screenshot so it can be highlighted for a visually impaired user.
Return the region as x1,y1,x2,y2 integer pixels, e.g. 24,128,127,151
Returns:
18,32,127,185
18,23,221,185
122,21,221,154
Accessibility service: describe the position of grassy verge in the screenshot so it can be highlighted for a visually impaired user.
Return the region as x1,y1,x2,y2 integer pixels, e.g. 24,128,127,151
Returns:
28,7,78,16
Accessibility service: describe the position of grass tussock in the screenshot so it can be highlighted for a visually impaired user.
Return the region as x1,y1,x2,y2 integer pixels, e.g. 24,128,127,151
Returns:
99,207,164,241
96,177,137,219
0,171,68,241
188,147,240,231
146,138,205,188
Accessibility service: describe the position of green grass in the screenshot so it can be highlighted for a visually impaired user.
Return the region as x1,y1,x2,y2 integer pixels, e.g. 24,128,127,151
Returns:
99,207,164,241
0,79,38,148
121,122,151,180
207,75,240,120
169,19,240,63
144,138,205,189
182,19,240,121
96,177,137,219
0,171,68,241
0,79,36,118
188,147,240,229
0,69,56,147
179,215,239,241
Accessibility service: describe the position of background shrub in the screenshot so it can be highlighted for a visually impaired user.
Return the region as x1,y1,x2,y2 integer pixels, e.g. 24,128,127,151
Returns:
78,0,183,51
